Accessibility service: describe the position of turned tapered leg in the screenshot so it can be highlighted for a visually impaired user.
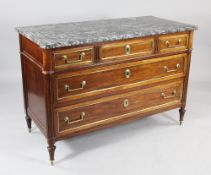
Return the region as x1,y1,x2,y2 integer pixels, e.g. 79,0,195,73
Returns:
179,107,186,125
47,142,56,165
25,116,32,133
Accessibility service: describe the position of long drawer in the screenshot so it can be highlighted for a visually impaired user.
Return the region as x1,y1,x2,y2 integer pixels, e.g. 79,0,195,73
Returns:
54,80,183,137
55,54,187,103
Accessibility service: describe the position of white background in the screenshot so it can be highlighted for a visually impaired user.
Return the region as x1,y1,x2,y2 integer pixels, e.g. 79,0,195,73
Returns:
0,0,211,174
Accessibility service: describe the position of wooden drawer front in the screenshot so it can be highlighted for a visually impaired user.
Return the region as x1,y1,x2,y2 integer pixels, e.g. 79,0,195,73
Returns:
56,54,186,101
53,46,94,69
158,33,189,53
55,81,183,135
99,38,155,61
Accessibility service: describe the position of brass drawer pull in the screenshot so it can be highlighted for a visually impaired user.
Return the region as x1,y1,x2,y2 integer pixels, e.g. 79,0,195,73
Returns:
165,40,170,48
125,44,131,54
164,64,180,73
177,39,182,45
64,81,86,92
64,112,85,125
62,52,86,64
123,99,129,108
165,40,182,48
125,69,131,79
161,90,176,99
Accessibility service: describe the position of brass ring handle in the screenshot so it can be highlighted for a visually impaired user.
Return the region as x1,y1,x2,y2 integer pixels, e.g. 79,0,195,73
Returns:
125,69,131,79
125,44,131,54
64,80,86,92
164,64,180,73
161,90,176,99
62,52,86,64
64,112,85,125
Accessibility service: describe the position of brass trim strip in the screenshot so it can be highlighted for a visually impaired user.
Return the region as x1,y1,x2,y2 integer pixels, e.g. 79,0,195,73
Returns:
100,38,153,48
101,50,154,61
158,34,189,40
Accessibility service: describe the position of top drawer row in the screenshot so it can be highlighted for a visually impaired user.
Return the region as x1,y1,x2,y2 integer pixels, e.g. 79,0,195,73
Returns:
53,33,189,70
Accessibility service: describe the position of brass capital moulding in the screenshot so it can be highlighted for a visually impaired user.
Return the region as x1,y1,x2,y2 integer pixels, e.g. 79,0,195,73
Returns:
42,70,55,75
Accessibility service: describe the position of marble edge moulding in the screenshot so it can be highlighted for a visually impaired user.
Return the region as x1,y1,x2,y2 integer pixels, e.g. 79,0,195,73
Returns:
15,16,198,49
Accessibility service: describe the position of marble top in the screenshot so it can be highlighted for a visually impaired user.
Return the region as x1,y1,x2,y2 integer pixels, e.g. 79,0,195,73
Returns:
16,16,197,49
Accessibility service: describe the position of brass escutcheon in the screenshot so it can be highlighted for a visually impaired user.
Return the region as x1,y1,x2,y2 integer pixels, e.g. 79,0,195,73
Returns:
125,44,131,54
123,99,129,108
125,69,131,79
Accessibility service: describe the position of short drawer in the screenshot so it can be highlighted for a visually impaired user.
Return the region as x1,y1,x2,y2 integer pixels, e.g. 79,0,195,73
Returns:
99,38,155,61
55,54,186,102
158,33,189,53
53,46,94,69
55,80,183,136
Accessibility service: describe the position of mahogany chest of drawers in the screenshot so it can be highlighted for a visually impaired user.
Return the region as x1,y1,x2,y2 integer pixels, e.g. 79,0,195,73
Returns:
16,16,197,165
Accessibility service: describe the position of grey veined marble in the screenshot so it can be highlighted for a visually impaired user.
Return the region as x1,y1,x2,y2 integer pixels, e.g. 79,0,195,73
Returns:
16,16,197,49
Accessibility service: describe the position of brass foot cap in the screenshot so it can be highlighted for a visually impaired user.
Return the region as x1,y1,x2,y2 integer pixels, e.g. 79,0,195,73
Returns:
28,128,32,133
50,160,54,166
180,121,183,125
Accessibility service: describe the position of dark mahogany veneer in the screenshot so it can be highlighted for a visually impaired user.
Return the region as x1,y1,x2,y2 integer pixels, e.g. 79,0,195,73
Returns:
18,31,194,165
